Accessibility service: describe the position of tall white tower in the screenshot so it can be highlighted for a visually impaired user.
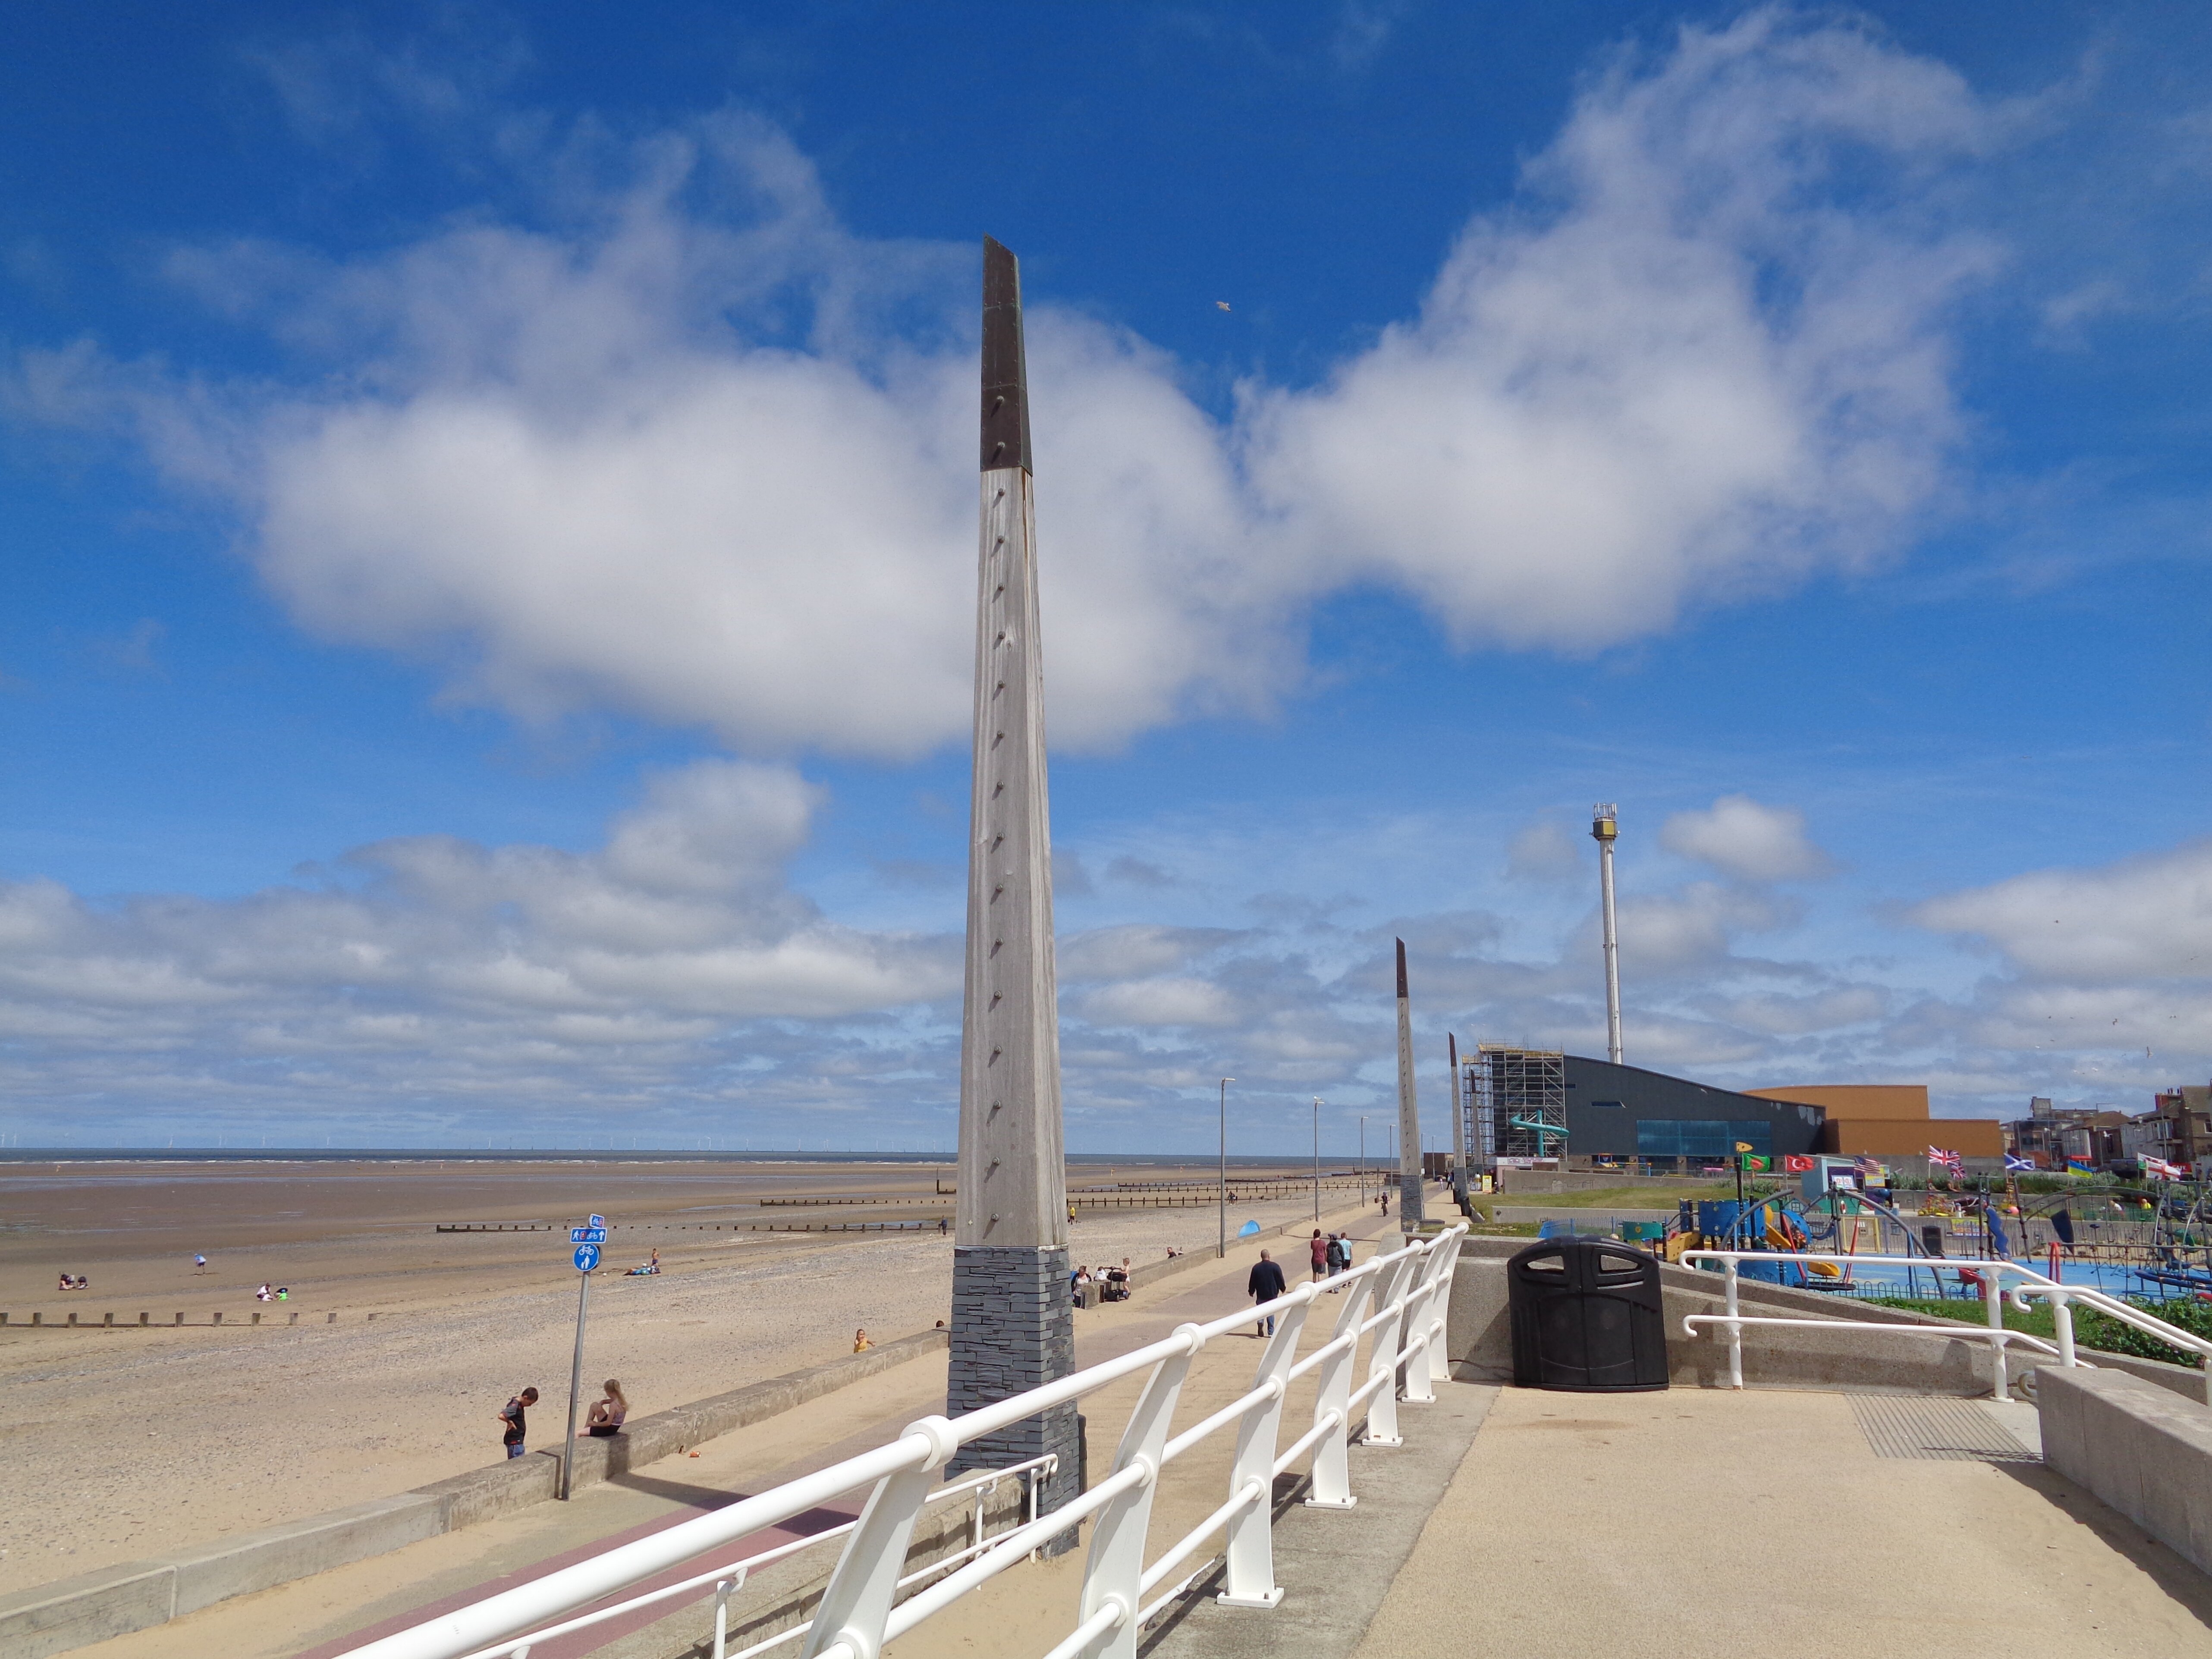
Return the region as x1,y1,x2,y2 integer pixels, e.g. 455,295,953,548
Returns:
1593,804,1623,1065
1394,939,1424,1229
948,239,1077,1508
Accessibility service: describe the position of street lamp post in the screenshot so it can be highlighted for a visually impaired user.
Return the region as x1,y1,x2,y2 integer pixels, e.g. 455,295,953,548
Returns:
1359,1116,1367,1201
1218,1077,1235,1260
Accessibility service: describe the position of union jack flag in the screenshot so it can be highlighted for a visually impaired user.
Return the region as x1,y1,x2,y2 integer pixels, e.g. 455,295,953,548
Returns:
1927,1145,1965,1177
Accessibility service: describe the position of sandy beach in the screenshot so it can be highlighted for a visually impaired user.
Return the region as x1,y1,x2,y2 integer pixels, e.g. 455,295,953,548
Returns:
0,1159,1366,1598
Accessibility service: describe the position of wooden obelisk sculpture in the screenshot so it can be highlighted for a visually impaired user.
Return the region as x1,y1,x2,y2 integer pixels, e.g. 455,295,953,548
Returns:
948,238,1079,1510
1395,939,1425,1229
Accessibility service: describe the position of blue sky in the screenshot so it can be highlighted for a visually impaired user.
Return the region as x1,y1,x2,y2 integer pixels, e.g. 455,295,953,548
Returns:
3,3,2210,1151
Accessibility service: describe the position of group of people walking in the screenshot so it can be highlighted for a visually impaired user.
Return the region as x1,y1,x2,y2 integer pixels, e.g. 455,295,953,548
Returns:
1245,1229,1360,1337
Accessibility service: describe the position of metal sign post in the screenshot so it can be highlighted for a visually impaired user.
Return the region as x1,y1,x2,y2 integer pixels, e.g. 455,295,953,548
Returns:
559,1215,607,1500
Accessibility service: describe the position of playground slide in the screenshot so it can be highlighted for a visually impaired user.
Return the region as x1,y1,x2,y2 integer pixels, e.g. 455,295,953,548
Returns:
1769,1219,1841,1275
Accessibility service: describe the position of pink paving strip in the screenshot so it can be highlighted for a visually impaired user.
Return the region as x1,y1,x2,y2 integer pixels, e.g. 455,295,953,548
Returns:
294,1490,863,1659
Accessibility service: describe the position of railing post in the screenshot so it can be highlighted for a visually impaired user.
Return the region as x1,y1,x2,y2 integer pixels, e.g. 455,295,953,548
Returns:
1421,1229,1466,1391
1398,1231,1464,1403
1396,1244,1443,1405
1304,1270,1376,1510
1361,1254,1417,1447
798,1417,955,1659
1984,1268,2008,1401
1077,1325,1202,1659
1219,1287,1312,1609
1723,1259,1742,1391
712,1572,742,1659
2051,1290,2077,1370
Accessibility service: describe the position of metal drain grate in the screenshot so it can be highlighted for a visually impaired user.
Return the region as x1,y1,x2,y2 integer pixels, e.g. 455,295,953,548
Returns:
1848,1394,2035,1462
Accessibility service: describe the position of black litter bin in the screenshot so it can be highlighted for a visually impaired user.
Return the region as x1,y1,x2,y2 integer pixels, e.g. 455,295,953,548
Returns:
1507,1238,1669,1392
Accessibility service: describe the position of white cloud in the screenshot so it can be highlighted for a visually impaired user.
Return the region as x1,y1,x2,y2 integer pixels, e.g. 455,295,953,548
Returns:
1615,880,1793,969
1913,838,2212,982
1505,821,1584,883
1660,794,1835,882
1078,977,1239,1029
0,760,959,1130
1241,10,1992,649
1058,924,1236,983
1714,984,1889,1035
18,13,2000,759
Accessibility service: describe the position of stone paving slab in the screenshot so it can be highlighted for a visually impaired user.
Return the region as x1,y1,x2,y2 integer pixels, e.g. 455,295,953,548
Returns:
1355,1385,2212,1659
1136,1382,1497,1659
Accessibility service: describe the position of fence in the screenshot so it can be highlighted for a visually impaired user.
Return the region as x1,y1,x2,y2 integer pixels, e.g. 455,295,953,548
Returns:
1679,1249,2212,1404
0,1308,372,1328
339,1222,1469,1659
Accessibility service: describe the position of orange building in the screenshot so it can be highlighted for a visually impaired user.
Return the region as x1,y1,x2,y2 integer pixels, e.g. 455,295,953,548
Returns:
1743,1084,2005,1159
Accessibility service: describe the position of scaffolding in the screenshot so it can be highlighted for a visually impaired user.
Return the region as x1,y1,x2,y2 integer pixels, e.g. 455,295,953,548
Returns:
1467,1045,1567,1165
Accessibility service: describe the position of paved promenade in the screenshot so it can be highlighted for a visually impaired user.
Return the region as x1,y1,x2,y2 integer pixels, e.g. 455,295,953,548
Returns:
66,1213,2212,1659
1351,1386,2212,1659
69,1207,1389,1659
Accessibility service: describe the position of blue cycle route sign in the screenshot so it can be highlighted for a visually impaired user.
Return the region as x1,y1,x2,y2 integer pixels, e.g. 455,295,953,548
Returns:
570,1223,608,1244
573,1242,601,1273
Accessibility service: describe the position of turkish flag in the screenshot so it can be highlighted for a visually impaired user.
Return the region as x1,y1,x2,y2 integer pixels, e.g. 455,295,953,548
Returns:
1782,1155,1816,1173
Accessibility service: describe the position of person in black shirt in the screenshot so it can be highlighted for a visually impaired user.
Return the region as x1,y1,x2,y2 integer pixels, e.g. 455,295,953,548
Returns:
498,1387,539,1458
1246,1250,1287,1337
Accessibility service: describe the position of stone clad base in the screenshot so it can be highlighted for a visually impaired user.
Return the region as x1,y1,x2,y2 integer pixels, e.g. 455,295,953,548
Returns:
948,1246,1081,1525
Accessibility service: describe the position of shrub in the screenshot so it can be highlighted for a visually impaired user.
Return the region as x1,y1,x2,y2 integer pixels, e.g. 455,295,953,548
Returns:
2074,1296,2212,1369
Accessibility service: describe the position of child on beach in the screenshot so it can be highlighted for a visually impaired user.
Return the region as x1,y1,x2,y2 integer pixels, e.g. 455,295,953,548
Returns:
853,1328,873,1352
499,1388,539,1458
583,1379,628,1438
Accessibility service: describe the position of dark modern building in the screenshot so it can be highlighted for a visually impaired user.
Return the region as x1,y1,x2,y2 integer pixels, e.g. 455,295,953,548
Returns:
1561,1056,1826,1161
1461,1048,1832,1166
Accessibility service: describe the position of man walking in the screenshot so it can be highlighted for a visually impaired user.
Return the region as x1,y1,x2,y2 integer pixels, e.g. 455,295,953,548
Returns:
1308,1229,1329,1282
1247,1248,1287,1337
498,1387,539,1459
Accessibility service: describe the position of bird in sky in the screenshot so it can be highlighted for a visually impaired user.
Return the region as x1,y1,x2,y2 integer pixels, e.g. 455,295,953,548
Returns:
1216,300,1231,311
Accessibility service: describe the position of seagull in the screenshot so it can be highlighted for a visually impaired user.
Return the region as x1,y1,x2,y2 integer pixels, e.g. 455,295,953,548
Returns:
1216,300,1232,311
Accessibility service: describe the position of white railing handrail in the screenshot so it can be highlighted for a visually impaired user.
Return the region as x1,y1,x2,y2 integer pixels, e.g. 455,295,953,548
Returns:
341,1223,1468,1659
1680,1247,2212,1404
445,1454,1059,1659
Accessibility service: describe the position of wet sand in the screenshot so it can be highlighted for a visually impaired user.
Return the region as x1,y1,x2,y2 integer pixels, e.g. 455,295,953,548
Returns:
0,1158,1348,1597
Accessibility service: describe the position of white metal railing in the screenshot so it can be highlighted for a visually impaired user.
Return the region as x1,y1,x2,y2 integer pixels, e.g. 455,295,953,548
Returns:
342,1224,1467,1659
2007,1274,2212,1405
1680,1250,2212,1404
445,1455,1058,1659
